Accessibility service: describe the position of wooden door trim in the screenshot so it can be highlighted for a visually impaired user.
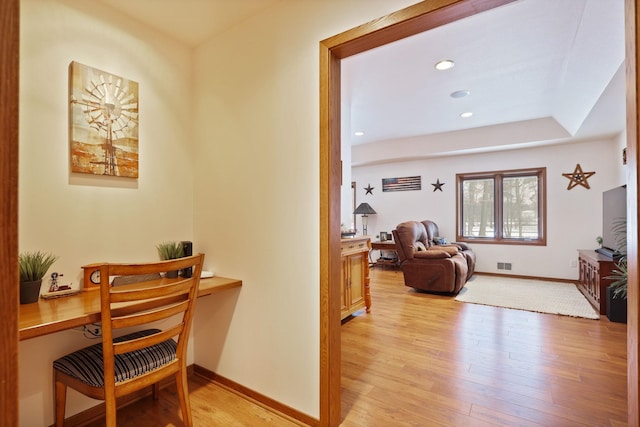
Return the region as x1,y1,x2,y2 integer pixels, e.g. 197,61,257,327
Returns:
320,0,640,426
625,0,639,424
0,0,20,425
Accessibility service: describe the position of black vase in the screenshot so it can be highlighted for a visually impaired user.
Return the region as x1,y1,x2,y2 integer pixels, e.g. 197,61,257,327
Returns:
606,286,627,323
20,279,42,304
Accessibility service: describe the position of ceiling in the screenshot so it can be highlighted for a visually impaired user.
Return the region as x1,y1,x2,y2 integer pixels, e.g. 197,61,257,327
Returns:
97,0,283,47
95,0,626,164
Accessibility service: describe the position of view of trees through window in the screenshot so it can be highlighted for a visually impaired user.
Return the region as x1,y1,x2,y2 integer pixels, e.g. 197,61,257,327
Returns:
457,168,546,245
461,178,494,237
503,175,539,239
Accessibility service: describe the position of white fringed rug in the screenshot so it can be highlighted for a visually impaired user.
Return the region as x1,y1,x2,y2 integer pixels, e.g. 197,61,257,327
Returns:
455,275,600,319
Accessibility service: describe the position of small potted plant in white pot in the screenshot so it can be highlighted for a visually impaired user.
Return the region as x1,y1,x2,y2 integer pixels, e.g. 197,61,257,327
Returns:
19,251,58,304
156,241,184,278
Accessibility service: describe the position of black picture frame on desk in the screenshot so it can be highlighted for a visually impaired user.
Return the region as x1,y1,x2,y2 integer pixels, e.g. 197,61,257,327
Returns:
379,232,389,241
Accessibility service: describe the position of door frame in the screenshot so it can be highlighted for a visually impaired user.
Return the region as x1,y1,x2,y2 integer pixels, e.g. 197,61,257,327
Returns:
319,0,639,425
0,0,19,425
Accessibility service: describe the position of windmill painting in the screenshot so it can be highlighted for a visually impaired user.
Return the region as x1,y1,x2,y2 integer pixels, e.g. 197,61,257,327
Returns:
69,61,139,178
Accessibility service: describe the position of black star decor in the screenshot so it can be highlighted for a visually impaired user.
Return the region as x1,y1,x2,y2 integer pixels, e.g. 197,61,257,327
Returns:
562,163,595,190
364,184,374,195
431,179,445,192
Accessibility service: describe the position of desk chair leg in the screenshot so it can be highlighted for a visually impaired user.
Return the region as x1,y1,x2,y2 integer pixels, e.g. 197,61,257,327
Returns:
153,382,160,400
105,394,117,427
176,370,193,427
54,376,67,427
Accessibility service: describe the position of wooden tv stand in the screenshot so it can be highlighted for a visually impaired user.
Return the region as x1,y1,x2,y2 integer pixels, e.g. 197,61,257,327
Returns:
577,249,616,315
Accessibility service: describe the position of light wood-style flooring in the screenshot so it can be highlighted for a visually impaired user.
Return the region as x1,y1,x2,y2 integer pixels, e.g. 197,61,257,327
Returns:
341,269,628,426
82,269,627,426
80,375,304,426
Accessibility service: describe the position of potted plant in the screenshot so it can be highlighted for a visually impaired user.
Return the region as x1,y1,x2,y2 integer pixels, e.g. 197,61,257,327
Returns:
606,257,627,323
18,251,58,304
605,218,627,323
156,241,184,278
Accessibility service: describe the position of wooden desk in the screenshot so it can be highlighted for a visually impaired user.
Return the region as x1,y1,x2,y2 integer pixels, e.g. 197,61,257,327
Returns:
19,276,242,341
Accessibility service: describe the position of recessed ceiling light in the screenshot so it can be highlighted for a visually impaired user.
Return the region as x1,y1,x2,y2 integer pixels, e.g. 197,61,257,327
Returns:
450,90,470,98
354,131,365,136
434,60,455,71
460,112,473,118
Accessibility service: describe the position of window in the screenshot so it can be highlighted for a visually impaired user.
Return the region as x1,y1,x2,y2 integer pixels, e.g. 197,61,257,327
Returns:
456,168,546,245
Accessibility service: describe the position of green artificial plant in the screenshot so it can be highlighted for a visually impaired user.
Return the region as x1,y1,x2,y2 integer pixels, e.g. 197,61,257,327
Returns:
156,241,184,260
607,258,628,300
606,217,627,300
19,251,59,282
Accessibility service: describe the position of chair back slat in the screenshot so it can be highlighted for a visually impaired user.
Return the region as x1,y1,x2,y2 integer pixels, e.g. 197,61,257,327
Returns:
110,294,186,319
103,257,199,276
111,300,189,330
109,278,194,303
114,326,183,355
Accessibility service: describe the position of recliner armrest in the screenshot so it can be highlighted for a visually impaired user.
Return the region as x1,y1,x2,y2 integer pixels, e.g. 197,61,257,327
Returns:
414,250,451,259
451,242,471,251
427,245,458,255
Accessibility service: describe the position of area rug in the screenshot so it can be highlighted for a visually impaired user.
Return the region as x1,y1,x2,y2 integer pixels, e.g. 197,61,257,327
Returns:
455,275,599,319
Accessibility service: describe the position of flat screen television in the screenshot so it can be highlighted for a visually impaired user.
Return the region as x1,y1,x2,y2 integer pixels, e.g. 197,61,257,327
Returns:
597,185,627,258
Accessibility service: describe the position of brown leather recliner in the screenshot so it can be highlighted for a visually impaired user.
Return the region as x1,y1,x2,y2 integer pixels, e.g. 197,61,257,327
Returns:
421,220,475,280
392,221,468,294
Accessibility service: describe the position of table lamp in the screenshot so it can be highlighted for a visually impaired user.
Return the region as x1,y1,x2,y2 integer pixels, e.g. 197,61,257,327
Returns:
353,203,377,235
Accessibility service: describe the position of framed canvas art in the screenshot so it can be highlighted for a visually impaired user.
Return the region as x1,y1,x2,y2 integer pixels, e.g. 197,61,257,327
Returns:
69,61,139,178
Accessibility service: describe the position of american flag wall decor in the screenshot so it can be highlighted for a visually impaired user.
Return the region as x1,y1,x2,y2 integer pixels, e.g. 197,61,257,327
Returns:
382,176,421,192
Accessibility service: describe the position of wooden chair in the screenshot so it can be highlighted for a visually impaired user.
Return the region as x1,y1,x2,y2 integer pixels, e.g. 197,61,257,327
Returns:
53,254,205,427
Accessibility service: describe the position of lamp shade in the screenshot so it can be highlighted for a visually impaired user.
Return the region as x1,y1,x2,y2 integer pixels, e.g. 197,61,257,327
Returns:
353,203,376,215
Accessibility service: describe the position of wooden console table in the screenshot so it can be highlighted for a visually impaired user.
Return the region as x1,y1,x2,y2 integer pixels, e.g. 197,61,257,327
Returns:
577,249,615,315
370,240,400,269
19,276,242,340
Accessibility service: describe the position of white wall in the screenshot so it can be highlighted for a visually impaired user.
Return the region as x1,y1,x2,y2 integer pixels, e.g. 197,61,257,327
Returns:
190,0,418,419
19,0,194,425
353,136,626,280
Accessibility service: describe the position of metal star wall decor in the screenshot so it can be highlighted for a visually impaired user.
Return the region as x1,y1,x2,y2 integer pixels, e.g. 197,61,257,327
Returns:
562,163,595,190
431,179,445,192
364,184,374,195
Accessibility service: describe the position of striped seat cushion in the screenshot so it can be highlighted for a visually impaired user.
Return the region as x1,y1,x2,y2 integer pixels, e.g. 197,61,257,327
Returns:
53,329,177,388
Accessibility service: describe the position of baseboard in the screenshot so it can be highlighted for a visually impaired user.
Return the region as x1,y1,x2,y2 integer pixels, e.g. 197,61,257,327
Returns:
193,365,319,426
474,271,576,284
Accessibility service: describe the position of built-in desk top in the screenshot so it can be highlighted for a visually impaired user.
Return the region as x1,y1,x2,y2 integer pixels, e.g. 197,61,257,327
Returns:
19,276,242,341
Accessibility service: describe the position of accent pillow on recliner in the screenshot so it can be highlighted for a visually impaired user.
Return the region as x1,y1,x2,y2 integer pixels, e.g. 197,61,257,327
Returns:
433,236,450,245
